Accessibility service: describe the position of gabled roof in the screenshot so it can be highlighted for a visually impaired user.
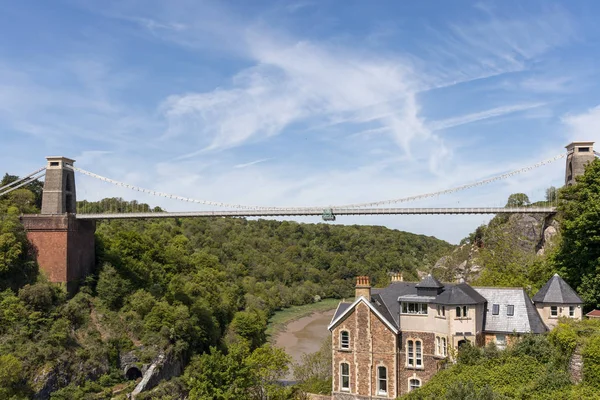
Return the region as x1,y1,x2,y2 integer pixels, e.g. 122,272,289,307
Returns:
532,274,583,304
435,283,487,305
475,287,547,334
586,310,600,318
327,296,399,334
416,274,443,289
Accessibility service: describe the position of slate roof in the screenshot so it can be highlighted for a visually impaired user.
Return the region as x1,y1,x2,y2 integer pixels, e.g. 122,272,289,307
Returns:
435,283,487,305
416,274,444,288
475,287,547,334
331,302,352,324
532,274,583,304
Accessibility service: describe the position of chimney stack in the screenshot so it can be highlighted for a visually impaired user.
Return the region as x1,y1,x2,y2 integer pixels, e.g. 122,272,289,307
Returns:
355,276,371,299
390,272,403,283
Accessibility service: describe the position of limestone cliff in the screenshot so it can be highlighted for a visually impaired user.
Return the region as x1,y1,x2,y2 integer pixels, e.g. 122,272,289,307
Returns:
432,213,560,283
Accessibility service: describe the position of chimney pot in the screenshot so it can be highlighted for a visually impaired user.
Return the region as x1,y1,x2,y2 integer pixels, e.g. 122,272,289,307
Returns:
355,275,371,299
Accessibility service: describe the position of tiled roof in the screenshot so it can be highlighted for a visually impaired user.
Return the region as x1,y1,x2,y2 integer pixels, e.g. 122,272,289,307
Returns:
532,274,583,304
330,302,351,324
475,287,547,334
586,310,600,317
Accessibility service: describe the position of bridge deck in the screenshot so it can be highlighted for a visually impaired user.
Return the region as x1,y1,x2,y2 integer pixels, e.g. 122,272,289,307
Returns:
75,207,557,219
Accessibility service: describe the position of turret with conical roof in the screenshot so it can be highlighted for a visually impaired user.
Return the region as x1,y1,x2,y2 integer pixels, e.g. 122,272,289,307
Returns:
533,274,583,329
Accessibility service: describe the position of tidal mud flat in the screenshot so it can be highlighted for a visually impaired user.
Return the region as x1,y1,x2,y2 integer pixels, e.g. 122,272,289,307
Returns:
273,309,336,379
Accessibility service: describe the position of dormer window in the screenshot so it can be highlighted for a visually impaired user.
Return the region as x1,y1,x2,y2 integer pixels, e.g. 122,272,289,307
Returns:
340,331,350,349
507,305,514,316
402,302,428,315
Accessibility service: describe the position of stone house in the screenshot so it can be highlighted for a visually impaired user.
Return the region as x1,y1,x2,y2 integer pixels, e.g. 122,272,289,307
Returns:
328,273,583,399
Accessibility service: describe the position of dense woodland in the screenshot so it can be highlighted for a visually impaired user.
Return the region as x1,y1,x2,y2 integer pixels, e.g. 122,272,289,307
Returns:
0,173,450,399
2,158,600,398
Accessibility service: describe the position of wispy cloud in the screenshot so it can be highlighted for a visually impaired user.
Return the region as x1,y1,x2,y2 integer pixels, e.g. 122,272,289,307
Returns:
233,158,272,169
429,103,545,131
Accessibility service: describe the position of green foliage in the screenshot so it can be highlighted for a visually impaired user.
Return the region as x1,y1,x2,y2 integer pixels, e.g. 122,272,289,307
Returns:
549,322,578,355
505,193,530,207
96,264,132,310
294,338,331,394
545,186,558,202
403,321,600,399
229,310,267,350
583,335,600,386
554,159,600,308
183,342,292,400
0,354,24,399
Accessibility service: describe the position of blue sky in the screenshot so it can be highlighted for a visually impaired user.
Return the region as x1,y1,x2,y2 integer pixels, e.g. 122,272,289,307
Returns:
2,0,600,243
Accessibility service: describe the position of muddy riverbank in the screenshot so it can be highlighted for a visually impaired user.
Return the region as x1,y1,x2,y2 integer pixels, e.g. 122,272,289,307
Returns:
273,309,335,379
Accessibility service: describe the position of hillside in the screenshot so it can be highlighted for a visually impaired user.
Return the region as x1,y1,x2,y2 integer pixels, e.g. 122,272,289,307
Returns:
0,178,452,399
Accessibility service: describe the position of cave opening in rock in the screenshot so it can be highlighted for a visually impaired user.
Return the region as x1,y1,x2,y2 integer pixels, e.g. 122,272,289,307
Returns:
125,366,143,380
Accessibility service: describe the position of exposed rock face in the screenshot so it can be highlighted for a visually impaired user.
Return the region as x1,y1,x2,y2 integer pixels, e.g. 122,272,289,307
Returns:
433,213,559,281
33,364,71,400
131,351,184,398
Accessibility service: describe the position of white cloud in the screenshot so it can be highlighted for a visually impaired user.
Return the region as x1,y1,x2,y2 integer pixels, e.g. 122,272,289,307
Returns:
429,103,545,131
562,106,600,144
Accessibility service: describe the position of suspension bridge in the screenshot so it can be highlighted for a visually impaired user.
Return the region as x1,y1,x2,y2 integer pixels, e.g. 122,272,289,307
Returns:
3,141,596,289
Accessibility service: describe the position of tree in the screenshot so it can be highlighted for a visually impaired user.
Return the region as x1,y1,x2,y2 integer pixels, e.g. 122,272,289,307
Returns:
294,338,331,394
96,264,132,310
245,345,291,400
545,186,558,203
0,354,24,399
229,310,267,350
554,159,600,307
505,193,530,208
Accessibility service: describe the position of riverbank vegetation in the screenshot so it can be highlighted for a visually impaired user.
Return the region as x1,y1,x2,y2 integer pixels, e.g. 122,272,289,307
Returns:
266,298,341,339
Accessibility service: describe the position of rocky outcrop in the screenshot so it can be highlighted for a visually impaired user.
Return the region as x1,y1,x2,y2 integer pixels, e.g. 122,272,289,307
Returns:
130,351,184,398
433,213,560,281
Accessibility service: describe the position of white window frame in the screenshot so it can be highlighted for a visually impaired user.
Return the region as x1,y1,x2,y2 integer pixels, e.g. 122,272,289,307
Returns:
409,378,421,392
436,336,440,355
340,362,350,391
455,306,461,317
442,337,447,356
402,302,428,315
377,366,387,395
407,340,414,366
416,340,423,367
551,306,558,317
569,306,575,317
340,330,350,349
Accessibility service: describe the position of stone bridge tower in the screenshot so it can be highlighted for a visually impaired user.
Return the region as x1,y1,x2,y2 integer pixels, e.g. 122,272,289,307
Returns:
565,142,595,186
21,157,96,292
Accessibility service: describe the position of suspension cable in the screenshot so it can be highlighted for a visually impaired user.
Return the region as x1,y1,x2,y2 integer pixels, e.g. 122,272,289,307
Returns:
0,171,46,197
69,152,567,210
0,167,46,192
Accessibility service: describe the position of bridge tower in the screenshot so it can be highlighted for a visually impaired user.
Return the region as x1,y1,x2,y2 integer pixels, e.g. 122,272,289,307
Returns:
565,142,595,186
21,157,96,292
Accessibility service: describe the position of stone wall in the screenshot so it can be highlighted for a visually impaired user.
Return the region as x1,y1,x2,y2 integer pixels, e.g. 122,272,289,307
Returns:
331,300,397,399
398,331,441,395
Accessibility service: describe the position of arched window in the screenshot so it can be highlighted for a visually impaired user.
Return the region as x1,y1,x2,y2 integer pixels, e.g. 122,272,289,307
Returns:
416,340,422,367
340,331,350,349
340,363,350,391
409,378,421,392
456,306,461,317
377,366,387,395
